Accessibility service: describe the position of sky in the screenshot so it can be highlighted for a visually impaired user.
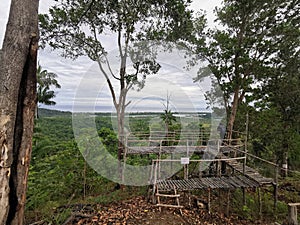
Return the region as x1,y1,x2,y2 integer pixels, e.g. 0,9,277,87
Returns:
0,0,222,113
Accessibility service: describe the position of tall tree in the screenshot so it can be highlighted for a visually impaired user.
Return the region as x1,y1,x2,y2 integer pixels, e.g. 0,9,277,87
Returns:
39,0,196,166
194,0,293,140
251,0,300,173
36,64,61,118
0,0,39,224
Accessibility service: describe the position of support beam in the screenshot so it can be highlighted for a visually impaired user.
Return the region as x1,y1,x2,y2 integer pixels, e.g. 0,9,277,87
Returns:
226,190,230,216
274,165,279,213
258,187,262,220
208,189,211,214
242,187,246,206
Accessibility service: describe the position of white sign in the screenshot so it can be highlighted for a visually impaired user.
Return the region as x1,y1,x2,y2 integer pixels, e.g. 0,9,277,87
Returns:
181,157,190,165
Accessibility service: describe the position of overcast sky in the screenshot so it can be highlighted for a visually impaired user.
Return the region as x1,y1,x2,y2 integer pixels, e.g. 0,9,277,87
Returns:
0,0,222,113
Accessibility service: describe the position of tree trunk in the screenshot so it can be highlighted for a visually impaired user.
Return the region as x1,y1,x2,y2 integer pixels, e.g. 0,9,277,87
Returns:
117,107,125,162
0,0,39,224
226,87,240,140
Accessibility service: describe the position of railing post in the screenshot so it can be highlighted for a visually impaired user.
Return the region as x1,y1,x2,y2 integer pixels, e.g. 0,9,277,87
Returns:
208,188,211,214
243,156,246,205
287,203,299,225
274,164,279,213
245,112,249,161
158,140,162,179
152,160,158,203
243,156,246,175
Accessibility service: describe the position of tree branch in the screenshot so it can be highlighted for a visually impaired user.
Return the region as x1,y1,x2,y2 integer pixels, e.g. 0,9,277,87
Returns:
103,54,120,81
97,60,118,108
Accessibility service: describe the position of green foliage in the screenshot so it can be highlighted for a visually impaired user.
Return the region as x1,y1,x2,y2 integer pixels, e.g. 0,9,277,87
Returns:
27,115,117,222
98,127,118,156
189,0,300,169
27,148,84,210
192,0,300,141
39,0,198,93
27,110,300,224
128,117,151,135
38,0,202,163
160,109,177,127
39,0,196,53
38,108,72,117
37,64,61,106
95,115,114,131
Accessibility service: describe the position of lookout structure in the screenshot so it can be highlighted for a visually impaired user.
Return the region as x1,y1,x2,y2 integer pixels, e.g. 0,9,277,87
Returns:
122,129,278,215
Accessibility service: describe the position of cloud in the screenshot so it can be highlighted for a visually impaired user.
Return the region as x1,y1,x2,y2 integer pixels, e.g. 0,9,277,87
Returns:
0,0,11,45
1,0,221,113
40,42,214,112
190,0,222,27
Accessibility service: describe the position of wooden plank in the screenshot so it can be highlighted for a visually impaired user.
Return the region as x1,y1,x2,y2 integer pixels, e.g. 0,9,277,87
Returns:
156,204,184,208
156,175,262,192
289,203,300,207
156,193,180,198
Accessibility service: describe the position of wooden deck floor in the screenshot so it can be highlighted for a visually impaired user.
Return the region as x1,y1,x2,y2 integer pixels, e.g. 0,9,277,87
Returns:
152,153,274,192
156,175,260,191
220,155,274,186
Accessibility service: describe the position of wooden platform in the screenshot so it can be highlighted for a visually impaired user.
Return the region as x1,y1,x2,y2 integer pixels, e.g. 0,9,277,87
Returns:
156,175,260,191
124,134,274,190
220,155,274,186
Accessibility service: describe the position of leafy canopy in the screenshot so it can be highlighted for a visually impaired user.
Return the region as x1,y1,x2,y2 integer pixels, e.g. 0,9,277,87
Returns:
39,0,195,64
39,0,198,108
37,64,61,106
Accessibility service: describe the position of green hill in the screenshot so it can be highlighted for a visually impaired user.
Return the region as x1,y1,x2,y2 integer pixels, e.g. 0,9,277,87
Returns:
38,108,72,117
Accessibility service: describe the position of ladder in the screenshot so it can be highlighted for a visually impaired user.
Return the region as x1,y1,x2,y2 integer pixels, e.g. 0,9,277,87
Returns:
156,185,183,215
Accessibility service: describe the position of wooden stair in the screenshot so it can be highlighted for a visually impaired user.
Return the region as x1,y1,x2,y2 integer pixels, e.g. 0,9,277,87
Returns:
156,185,183,215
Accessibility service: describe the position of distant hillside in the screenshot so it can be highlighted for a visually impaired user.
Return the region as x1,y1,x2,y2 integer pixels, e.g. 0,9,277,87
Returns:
38,108,72,117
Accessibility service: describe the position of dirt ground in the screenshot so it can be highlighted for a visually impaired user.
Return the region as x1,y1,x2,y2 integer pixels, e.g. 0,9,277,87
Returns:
64,196,276,225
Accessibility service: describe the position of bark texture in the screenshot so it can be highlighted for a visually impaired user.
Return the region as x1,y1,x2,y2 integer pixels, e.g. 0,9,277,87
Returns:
226,88,240,140
0,0,39,224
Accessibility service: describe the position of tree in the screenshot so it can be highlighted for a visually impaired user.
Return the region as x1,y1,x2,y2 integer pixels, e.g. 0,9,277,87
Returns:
160,93,177,136
36,64,61,118
194,0,300,173
39,0,196,168
250,1,300,173
194,0,296,140
0,0,39,224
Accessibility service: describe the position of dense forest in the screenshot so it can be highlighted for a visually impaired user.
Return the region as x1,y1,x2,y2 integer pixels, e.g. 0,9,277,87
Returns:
25,108,300,224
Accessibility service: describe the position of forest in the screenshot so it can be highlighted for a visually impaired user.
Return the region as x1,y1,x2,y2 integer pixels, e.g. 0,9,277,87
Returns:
24,108,300,224
0,0,299,225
